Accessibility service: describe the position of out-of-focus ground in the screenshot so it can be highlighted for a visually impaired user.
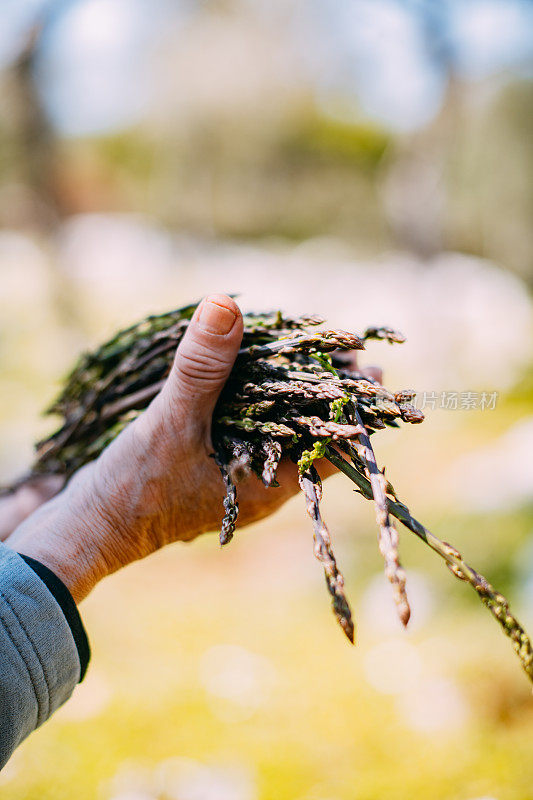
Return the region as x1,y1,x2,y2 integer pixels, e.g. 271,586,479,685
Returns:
1,2,533,799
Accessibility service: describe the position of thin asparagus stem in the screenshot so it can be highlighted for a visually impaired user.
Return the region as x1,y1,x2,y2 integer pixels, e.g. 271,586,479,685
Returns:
298,469,354,643
238,330,365,360
261,439,282,487
212,451,239,546
348,407,410,627
325,447,533,681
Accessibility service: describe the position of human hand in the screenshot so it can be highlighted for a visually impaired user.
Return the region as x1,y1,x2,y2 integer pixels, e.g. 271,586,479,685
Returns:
5,296,311,601
6,295,381,603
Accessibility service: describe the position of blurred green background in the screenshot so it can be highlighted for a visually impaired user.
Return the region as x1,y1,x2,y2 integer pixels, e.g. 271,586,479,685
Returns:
1,1,533,798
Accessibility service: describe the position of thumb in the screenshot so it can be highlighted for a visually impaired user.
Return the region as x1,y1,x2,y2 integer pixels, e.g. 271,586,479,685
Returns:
162,294,243,436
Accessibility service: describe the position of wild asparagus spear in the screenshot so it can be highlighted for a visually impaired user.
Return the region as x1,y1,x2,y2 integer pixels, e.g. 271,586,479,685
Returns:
299,467,355,643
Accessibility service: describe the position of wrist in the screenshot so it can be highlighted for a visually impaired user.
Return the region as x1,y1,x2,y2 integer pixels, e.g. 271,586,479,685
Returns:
5,464,122,603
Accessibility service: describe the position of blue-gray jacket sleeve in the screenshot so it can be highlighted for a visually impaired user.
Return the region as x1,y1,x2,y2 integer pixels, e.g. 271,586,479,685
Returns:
0,543,80,769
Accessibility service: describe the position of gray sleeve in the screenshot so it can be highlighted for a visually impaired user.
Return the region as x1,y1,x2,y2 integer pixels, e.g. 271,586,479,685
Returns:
0,543,80,769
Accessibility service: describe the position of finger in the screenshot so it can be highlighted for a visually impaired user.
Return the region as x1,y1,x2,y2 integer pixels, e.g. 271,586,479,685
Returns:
161,294,244,436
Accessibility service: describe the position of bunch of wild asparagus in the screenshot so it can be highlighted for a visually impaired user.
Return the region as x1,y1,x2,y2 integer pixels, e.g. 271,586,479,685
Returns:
6,301,533,683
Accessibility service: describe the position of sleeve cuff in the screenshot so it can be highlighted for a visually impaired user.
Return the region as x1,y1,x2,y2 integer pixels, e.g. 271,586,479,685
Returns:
18,554,91,681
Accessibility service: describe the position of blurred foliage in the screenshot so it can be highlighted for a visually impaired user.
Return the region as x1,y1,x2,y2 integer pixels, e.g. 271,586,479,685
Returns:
280,115,390,170
0,21,531,274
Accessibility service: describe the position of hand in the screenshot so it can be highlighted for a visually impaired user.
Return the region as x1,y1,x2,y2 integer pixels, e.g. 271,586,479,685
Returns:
6,295,381,603
5,296,313,601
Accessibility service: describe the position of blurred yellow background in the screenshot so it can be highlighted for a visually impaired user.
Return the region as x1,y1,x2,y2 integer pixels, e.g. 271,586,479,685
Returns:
1,1,533,798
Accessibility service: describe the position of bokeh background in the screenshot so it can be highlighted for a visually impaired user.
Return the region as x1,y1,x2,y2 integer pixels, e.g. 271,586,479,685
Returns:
1,1,533,798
